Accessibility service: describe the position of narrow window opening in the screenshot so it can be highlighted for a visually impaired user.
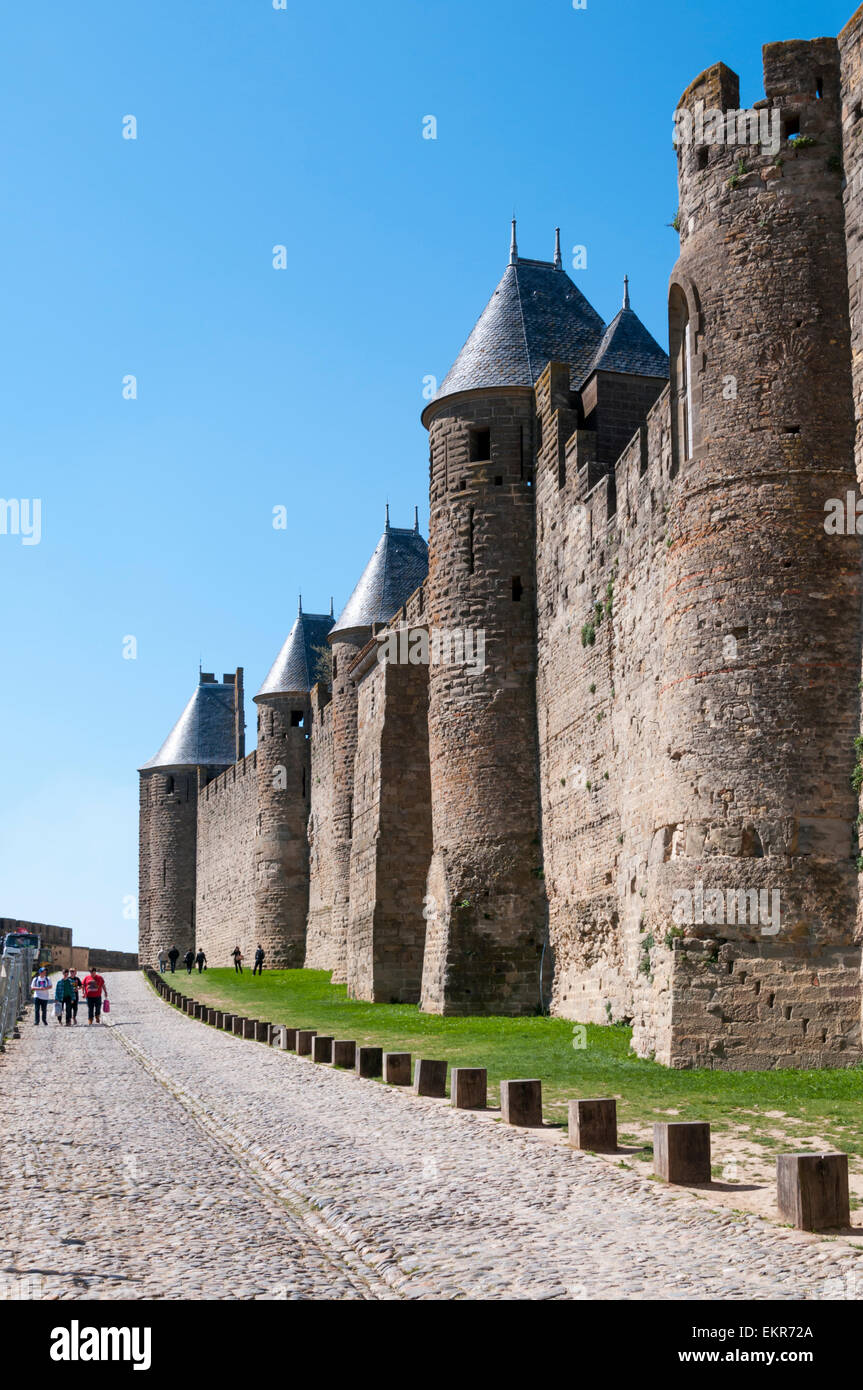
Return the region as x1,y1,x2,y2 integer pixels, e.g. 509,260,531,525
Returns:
459,478,467,491
290,710,304,727
558,454,566,489
468,506,475,574
519,424,525,479
494,475,503,486
816,77,823,99
669,284,694,473
332,655,337,679
783,114,801,140
696,146,709,170
512,575,523,601
162,859,167,886
166,775,174,794
469,427,490,462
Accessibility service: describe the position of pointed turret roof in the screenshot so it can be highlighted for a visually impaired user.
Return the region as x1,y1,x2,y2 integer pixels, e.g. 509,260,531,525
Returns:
256,605,335,698
581,278,669,383
431,224,605,405
331,519,428,637
139,675,238,771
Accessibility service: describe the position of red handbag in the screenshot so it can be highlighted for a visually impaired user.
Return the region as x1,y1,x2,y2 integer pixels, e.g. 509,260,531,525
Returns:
102,999,110,1014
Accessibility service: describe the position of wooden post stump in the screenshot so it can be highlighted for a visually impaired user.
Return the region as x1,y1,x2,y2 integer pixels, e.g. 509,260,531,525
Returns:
255,1020,269,1044
283,1027,297,1050
777,1153,850,1232
500,1079,542,1127
332,1040,356,1068
568,1098,617,1152
222,1014,234,1031
383,1053,411,1086
312,1035,334,1063
355,1046,382,1078
413,1059,447,1097
207,1009,217,1026
242,1018,256,1040
296,1029,316,1056
278,1026,290,1050
654,1122,711,1184
451,1068,487,1110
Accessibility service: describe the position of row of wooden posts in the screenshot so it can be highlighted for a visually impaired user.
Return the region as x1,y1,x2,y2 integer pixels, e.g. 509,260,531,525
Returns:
144,968,852,1235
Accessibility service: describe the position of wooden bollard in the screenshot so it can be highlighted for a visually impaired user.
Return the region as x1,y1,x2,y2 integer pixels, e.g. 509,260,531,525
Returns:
568,1098,617,1152
283,1027,298,1050
296,1029,316,1056
223,1014,234,1031
777,1153,850,1232
332,1040,356,1068
654,1122,711,1184
278,1026,290,1050
451,1068,487,1110
413,1059,447,1097
242,1018,256,1040
232,1016,243,1036
383,1053,411,1086
207,1008,217,1026
255,1020,270,1044
500,1079,542,1127
355,1046,382,1078
312,1035,334,1063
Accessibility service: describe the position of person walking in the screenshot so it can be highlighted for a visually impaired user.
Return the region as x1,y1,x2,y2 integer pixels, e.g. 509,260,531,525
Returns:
157,948,169,974
252,945,265,977
195,949,207,973
82,969,108,1025
168,946,179,973
31,966,52,1026
184,949,195,974
55,970,76,1026
68,969,82,1025
231,946,243,974
53,970,70,1025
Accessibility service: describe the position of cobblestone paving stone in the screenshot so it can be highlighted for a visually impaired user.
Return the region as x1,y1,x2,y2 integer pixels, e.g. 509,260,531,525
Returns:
1,972,861,1301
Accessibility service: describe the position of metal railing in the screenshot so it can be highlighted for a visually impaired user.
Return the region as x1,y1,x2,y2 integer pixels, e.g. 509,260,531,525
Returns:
0,949,35,1051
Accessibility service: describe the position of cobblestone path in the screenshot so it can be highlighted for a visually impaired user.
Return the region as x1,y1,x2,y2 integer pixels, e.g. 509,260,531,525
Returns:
1,972,860,1300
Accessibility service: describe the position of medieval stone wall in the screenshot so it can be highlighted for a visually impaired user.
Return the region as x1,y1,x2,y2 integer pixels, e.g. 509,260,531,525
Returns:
421,389,547,1015
254,695,310,966
195,753,257,963
140,768,199,962
347,630,432,1002
305,683,337,970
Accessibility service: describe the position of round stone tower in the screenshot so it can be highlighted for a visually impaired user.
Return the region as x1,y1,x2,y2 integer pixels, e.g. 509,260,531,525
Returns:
420,223,606,1014
138,671,242,965
323,516,428,981
647,41,863,1066
254,601,334,967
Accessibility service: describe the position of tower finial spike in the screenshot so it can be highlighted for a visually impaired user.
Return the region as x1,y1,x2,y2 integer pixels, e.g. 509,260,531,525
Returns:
330,596,334,618
553,226,562,270
414,504,419,532
623,274,630,310
509,217,518,265
298,593,302,615
385,501,390,528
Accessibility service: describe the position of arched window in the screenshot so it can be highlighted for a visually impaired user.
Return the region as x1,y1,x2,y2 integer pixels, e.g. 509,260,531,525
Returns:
669,284,694,472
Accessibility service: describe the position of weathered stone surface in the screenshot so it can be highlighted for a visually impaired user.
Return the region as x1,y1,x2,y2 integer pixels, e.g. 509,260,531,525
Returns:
383,1052,411,1086
332,1039,356,1068
451,1068,487,1110
500,1079,542,1127
355,1045,382,1078
654,1122,711,1185
776,1153,850,1231
312,1035,334,1063
413,1058,447,1097
568,1098,617,1152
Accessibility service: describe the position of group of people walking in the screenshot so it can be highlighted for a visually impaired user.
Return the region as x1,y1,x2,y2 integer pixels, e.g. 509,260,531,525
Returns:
30,966,108,1026
156,946,206,974
155,944,266,974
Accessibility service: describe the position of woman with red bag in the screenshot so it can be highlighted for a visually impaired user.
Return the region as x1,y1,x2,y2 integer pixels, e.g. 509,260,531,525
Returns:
82,969,109,1025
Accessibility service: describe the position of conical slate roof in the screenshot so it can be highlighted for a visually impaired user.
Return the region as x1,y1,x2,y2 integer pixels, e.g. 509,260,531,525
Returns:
256,608,335,698
139,677,237,771
434,231,605,401
331,523,428,637
582,280,669,382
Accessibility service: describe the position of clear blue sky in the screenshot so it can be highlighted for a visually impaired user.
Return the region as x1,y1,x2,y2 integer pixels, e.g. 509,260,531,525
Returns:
0,0,851,950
